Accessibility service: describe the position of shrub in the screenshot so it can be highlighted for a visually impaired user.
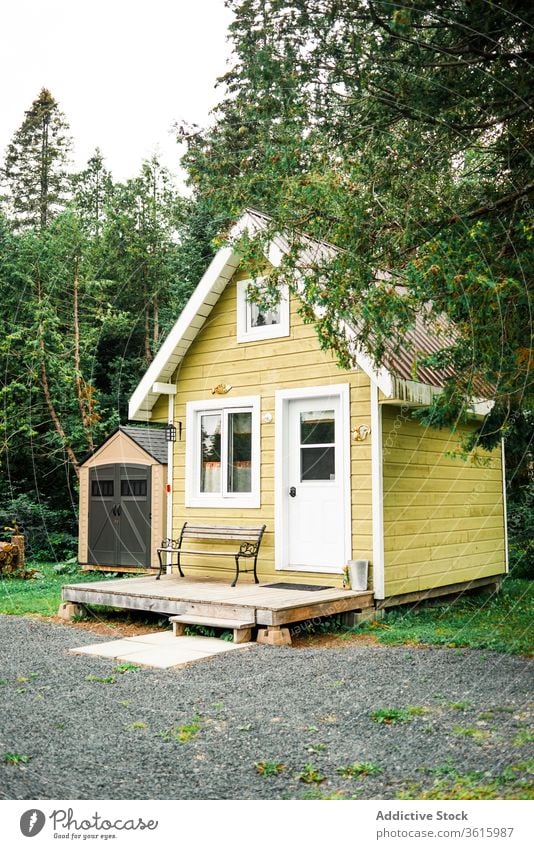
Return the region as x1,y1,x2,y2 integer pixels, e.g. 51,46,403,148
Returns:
0,493,77,562
507,483,534,579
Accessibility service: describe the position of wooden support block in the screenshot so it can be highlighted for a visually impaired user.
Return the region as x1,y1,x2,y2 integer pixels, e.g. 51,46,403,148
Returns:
233,627,252,644
57,602,86,621
172,621,186,636
256,626,292,647
340,608,384,627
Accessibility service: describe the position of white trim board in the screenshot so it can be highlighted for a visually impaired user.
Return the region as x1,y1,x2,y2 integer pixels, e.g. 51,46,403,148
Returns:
370,381,385,599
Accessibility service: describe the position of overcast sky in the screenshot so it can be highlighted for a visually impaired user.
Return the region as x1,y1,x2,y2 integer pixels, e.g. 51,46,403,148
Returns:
0,0,233,184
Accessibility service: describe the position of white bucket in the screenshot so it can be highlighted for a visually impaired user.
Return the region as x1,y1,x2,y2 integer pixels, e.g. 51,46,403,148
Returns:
348,559,368,591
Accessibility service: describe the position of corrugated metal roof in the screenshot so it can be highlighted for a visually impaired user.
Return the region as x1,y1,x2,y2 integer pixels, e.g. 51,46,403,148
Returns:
246,208,480,392
120,426,168,464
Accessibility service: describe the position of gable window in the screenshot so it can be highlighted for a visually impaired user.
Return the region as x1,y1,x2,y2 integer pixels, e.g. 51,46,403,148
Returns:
236,278,290,342
186,396,260,508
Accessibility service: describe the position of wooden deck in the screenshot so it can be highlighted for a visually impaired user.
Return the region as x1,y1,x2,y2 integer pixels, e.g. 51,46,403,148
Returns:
62,575,374,628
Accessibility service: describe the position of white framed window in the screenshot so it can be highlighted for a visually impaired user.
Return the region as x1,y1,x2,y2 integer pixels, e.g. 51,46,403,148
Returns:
185,396,261,508
236,278,290,343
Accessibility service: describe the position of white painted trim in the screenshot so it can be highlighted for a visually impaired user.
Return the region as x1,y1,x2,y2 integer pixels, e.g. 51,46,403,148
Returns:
236,278,290,343
166,394,174,574
501,437,509,574
184,395,261,509
370,381,385,599
153,382,176,396
274,383,351,573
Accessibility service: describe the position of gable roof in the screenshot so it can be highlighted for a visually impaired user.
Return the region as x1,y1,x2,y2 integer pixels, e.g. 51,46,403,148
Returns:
80,426,168,466
128,209,491,421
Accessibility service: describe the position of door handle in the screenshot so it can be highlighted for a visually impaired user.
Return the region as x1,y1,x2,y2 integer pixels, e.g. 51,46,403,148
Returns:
111,505,116,516
289,486,296,497
116,505,121,517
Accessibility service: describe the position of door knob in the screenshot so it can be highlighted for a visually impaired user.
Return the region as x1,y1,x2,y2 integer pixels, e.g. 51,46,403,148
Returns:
289,486,296,497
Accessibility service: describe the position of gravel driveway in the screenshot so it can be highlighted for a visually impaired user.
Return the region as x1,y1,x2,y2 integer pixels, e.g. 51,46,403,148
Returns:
0,615,532,799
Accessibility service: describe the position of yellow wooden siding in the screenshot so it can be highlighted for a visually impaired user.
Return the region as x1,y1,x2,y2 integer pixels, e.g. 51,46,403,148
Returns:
162,271,373,587
382,406,505,596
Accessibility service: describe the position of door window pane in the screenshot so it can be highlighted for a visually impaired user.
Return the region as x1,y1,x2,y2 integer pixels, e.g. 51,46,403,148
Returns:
121,479,147,497
300,410,335,444
200,414,221,493
227,411,252,493
91,479,114,497
301,446,335,481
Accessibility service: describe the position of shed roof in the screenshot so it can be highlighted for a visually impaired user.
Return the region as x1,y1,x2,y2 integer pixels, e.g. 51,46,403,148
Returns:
80,426,168,466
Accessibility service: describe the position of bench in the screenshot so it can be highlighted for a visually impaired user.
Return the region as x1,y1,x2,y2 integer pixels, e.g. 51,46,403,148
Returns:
156,523,266,586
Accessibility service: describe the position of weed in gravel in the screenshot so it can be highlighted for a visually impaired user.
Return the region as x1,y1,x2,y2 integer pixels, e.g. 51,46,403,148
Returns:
513,729,534,746
371,707,416,724
118,700,131,707
3,752,31,766
319,714,338,724
113,663,141,674
237,724,251,732
305,725,319,733
397,766,534,800
300,789,351,800
448,701,472,711
306,743,327,754
329,679,345,688
254,761,286,777
85,675,115,684
337,762,382,778
127,721,147,731
156,715,202,743
452,726,492,743
297,764,327,784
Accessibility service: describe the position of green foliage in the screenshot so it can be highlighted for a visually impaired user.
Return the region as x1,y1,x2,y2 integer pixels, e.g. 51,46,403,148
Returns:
183,0,534,449
337,762,382,778
254,760,286,777
3,752,31,766
0,493,76,561
2,87,71,230
296,764,327,784
370,708,416,725
508,482,534,579
156,715,202,743
355,580,533,655
0,560,104,616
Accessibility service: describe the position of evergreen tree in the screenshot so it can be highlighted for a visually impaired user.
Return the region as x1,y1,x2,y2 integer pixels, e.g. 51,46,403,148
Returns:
183,1,534,446
71,148,113,236
2,87,72,230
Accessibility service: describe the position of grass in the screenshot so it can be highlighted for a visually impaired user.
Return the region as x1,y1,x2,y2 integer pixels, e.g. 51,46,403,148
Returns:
337,762,382,778
397,764,534,800
156,715,202,744
354,579,533,655
370,706,427,724
254,760,286,777
0,560,110,616
3,752,31,765
296,764,327,784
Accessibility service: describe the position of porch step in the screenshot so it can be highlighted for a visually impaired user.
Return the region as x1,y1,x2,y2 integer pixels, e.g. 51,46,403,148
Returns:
169,614,255,645
178,601,254,620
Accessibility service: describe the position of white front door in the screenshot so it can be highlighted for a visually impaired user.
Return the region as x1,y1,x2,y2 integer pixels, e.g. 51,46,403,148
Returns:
277,388,349,572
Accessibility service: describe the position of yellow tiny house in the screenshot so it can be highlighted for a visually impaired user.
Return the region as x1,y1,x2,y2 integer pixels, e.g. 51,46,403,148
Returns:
123,209,506,605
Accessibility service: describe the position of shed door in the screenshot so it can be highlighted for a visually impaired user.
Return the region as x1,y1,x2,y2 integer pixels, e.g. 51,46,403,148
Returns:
88,464,151,567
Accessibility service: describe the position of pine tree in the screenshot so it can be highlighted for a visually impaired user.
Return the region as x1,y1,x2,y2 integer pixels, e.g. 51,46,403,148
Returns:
71,148,113,236
3,87,72,230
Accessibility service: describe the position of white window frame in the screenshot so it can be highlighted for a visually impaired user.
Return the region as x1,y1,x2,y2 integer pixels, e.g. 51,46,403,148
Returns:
236,278,290,343
185,395,261,508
